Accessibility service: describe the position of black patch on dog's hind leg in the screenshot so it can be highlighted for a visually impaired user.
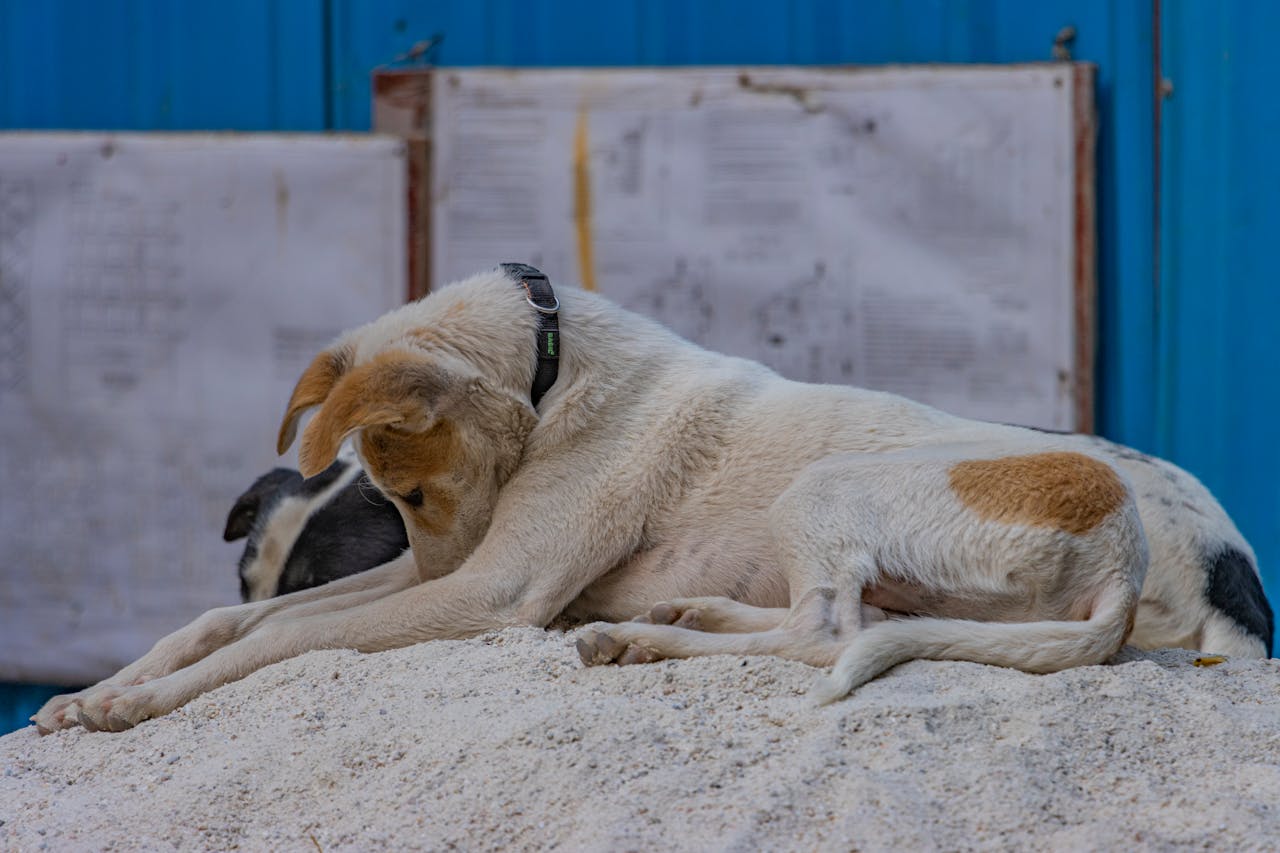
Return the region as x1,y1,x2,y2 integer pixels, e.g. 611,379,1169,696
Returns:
1205,546,1275,653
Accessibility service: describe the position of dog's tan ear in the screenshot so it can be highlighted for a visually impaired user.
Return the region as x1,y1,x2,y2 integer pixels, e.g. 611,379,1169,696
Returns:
296,350,456,478
277,345,355,455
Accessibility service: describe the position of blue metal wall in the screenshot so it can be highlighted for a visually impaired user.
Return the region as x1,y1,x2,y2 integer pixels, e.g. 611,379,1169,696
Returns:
1158,0,1280,632
0,1,1273,653
0,0,326,129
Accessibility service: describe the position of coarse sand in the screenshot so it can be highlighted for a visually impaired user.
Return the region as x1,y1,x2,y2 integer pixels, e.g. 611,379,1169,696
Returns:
2,629,1278,851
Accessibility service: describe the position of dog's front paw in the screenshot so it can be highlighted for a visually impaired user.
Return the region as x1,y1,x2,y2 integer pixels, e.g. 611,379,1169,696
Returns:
70,684,125,732
32,692,87,735
575,625,663,666
73,683,162,733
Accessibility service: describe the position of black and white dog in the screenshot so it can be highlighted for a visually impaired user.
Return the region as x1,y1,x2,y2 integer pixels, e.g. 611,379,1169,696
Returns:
223,457,409,601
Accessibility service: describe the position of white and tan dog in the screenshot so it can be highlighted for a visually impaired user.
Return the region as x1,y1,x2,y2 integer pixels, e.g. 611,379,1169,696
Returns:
35,267,1272,732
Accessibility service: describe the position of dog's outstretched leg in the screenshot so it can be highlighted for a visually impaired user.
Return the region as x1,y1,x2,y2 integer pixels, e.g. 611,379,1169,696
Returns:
577,586,869,668
644,598,790,633
594,597,792,665
32,553,418,733
578,485,884,670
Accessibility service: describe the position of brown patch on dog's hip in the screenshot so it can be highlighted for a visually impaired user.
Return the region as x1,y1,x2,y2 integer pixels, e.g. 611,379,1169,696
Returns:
948,452,1128,535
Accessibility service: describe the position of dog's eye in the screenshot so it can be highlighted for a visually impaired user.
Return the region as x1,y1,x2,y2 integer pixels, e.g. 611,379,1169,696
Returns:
401,487,424,508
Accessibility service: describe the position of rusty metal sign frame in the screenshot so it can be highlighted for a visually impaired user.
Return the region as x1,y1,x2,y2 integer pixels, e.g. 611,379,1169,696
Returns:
373,68,433,302
1071,63,1098,434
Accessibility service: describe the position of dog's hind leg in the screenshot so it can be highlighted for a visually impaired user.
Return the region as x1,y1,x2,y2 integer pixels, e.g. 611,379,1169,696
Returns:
580,468,889,669
577,584,865,668
640,597,790,633
639,597,885,634
600,598,791,665
585,474,884,670
604,596,887,665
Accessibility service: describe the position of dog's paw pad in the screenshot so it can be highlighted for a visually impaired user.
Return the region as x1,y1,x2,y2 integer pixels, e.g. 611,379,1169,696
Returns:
576,631,628,666
649,603,679,624
32,694,86,734
673,609,701,630
32,711,67,736
72,686,130,733
97,688,157,732
648,602,701,630
104,708,146,732
617,644,662,665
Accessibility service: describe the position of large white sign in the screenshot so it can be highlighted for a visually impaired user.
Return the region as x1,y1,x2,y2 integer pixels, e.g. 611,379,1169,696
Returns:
0,134,407,682
429,65,1092,432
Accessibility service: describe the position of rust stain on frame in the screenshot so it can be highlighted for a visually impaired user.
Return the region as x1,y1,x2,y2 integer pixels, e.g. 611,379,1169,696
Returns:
274,169,290,240
573,105,597,291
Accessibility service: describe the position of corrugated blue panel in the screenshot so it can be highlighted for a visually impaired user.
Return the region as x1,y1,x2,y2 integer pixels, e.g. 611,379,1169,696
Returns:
327,0,654,127
0,0,326,130
1160,0,1280,626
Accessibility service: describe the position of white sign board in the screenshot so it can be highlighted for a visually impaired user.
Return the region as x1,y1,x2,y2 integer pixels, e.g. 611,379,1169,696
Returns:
0,134,407,683
429,65,1093,431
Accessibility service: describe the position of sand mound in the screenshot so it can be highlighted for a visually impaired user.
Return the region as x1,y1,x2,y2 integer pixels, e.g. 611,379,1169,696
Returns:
2,629,1277,851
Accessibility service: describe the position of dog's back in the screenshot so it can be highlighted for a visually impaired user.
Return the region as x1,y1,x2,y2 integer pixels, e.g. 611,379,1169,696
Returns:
224,458,409,601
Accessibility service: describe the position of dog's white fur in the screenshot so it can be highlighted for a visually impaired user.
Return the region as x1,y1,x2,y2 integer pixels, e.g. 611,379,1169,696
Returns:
34,269,1264,733
577,444,1147,702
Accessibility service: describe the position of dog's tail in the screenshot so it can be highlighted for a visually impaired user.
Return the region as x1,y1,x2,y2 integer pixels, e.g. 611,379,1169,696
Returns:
810,575,1138,705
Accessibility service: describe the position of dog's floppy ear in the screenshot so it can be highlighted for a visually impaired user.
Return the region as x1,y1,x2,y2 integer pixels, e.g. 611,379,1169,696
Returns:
277,345,355,456
222,468,303,541
297,349,460,478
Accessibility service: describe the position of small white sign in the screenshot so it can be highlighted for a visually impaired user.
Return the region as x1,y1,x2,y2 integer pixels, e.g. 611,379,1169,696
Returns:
430,65,1090,432
0,134,407,683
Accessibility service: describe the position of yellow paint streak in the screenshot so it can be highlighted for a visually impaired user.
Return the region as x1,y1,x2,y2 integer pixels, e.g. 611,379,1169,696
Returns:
573,106,597,292
274,169,290,239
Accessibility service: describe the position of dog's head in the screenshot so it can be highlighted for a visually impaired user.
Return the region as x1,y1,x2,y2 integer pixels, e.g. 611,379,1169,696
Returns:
276,336,537,576
224,459,409,601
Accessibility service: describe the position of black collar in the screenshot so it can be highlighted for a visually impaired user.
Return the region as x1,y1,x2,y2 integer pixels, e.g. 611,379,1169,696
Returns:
500,262,560,407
